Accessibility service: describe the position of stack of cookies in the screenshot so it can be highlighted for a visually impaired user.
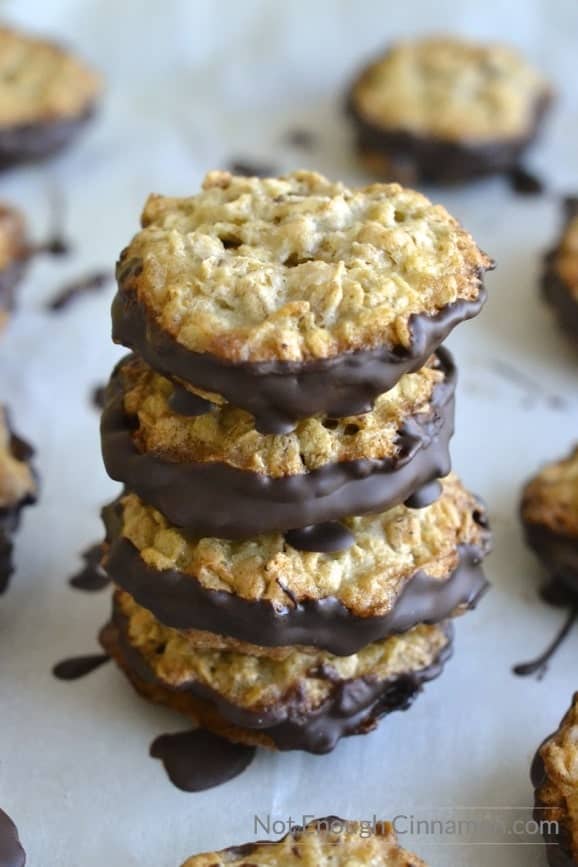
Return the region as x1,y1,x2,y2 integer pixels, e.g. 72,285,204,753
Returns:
99,170,493,754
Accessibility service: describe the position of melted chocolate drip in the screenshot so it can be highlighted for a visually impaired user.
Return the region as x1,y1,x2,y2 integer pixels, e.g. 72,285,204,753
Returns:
227,159,276,178
52,653,109,681
512,608,577,679
91,384,106,411
47,270,112,312
284,522,355,553
149,729,255,792
0,810,25,867
509,166,545,195
540,577,578,608
168,384,213,416
404,479,442,509
69,544,109,592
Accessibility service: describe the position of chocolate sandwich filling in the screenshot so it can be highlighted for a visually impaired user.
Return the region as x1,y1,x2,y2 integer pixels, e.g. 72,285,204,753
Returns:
102,499,489,655
100,348,456,539
111,276,485,433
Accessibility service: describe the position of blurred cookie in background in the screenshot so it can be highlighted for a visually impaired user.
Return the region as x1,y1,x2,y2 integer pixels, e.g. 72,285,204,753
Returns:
543,198,578,344
532,694,578,867
0,406,37,592
0,25,102,169
0,203,28,330
521,444,578,600
346,36,552,185
180,816,428,866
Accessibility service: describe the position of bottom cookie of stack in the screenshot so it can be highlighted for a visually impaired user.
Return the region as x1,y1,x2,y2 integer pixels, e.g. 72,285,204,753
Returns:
101,590,453,755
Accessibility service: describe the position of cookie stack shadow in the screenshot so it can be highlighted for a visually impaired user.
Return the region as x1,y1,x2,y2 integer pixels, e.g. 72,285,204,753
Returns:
98,170,493,754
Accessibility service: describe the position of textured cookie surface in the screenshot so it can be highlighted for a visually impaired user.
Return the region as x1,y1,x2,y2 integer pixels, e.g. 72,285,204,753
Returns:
0,407,35,509
115,474,489,617
181,817,428,866
117,170,490,364
115,351,449,476
535,694,578,863
521,446,578,537
0,26,101,126
116,589,449,718
350,37,549,142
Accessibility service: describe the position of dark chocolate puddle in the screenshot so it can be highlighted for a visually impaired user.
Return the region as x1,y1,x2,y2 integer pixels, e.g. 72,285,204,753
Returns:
284,522,355,553
512,607,577,679
150,729,255,792
52,653,110,681
509,166,545,195
68,543,109,592
46,270,112,312
0,809,25,867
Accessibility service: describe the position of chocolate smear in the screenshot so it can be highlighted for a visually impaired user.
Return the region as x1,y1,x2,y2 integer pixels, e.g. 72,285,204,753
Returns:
150,729,255,792
227,159,276,178
509,166,545,195
52,653,110,681
512,608,577,679
283,129,316,150
69,543,109,592
285,522,355,553
47,270,112,312
0,809,25,867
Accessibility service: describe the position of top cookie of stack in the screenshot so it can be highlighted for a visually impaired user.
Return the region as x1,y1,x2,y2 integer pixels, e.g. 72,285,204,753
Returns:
112,170,491,433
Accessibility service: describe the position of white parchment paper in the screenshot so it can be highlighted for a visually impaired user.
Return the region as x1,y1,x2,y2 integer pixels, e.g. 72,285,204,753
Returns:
1,1,578,864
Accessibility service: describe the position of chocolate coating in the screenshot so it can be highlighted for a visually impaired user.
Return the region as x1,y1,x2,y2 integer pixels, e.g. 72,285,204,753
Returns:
100,348,456,539
0,810,25,867
111,279,484,433
346,88,551,185
102,613,453,754
150,729,255,791
0,108,95,170
284,522,355,553
52,653,110,681
542,199,578,344
103,499,488,655
523,522,578,597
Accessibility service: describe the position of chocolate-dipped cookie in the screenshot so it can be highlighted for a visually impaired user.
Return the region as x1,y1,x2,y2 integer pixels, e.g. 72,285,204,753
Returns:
347,37,552,186
0,26,101,168
532,694,578,866
112,170,491,433
0,407,37,592
0,204,28,330
101,589,453,754
180,815,427,866
543,198,578,343
101,348,455,538
521,445,578,597
102,474,490,655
